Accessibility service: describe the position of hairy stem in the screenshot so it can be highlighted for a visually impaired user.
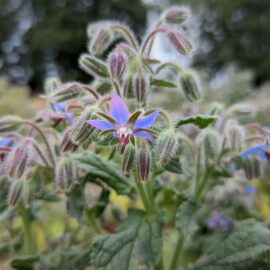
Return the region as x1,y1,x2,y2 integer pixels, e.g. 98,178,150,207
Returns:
169,236,184,270
194,166,213,199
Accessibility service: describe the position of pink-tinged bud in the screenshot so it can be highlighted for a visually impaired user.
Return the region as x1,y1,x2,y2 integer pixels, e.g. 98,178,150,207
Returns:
55,156,78,192
71,108,96,145
108,49,127,82
136,145,151,181
134,74,148,104
167,31,192,55
180,72,201,102
164,6,190,24
60,126,78,152
51,82,82,102
89,28,113,55
8,180,23,206
0,116,22,133
122,144,135,175
155,130,178,167
6,139,32,179
79,54,109,78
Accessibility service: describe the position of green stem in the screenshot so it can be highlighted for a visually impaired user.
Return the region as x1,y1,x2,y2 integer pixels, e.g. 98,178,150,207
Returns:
85,209,102,235
146,177,155,212
155,253,164,270
194,166,213,199
169,236,184,270
18,204,33,254
134,174,151,213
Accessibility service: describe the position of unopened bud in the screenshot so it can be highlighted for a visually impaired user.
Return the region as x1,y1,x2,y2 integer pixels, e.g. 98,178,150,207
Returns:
243,157,261,180
6,139,32,179
55,156,78,192
0,116,22,133
22,179,32,207
167,31,192,55
136,145,151,181
8,180,23,206
227,104,255,119
134,74,148,104
51,82,82,102
207,102,224,116
122,144,135,175
60,126,78,152
44,77,61,96
180,72,201,102
89,28,113,55
108,49,127,81
198,129,221,164
71,108,96,145
123,74,134,98
225,120,245,153
79,54,109,78
164,6,190,24
156,130,178,167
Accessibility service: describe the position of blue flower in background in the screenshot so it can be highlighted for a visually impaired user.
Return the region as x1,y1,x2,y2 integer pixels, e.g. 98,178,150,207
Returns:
244,184,256,195
240,143,270,160
206,210,233,233
87,93,160,153
52,102,74,125
0,137,12,146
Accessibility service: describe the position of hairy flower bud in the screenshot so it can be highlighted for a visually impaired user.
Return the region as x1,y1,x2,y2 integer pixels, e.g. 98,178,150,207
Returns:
243,156,261,180
134,74,148,104
55,156,78,192
227,104,255,119
122,144,135,175
8,180,23,206
79,54,109,78
156,130,178,167
108,49,127,82
167,31,192,55
180,72,201,102
51,82,82,102
6,138,32,179
71,108,96,145
0,116,22,133
60,126,78,152
164,6,190,24
89,28,113,55
123,74,134,98
136,145,151,181
225,120,245,153
207,102,224,116
44,77,62,96
22,179,32,207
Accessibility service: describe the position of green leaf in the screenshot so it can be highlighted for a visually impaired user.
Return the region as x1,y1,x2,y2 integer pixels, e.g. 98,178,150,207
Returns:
176,115,218,129
212,165,233,177
164,157,183,174
10,255,39,270
176,199,199,239
194,220,270,270
151,78,177,88
90,209,163,270
73,153,134,195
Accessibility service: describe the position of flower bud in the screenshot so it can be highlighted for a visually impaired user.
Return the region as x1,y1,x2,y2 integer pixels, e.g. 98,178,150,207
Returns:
22,179,32,207
207,102,224,116
79,54,109,78
8,180,23,206
55,156,78,192
51,82,82,102
122,144,135,175
164,6,190,24
136,145,151,181
123,74,134,98
60,126,78,152
71,108,96,145
155,130,178,167
89,28,113,55
225,120,245,153
108,49,127,82
243,157,261,180
198,129,221,164
6,138,32,179
227,104,255,119
180,72,201,102
167,31,192,55
134,74,148,104
0,116,22,133
44,77,61,96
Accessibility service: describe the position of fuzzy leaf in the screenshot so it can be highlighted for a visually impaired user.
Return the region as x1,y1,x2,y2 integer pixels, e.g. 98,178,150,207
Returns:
194,220,270,270
73,153,134,195
151,79,177,88
10,255,39,270
176,199,199,239
176,115,218,129
90,209,163,270
164,157,183,174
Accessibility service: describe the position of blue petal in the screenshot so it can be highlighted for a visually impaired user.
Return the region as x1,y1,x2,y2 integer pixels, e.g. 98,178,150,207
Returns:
245,184,256,195
240,144,269,158
134,131,152,140
109,93,129,125
133,109,160,129
53,102,66,112
64,112,74,125
0,137,12,146
87,120,115,130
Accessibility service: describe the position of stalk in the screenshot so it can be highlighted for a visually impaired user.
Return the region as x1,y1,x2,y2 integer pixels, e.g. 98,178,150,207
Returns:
85,209,102,235
168,236,184,270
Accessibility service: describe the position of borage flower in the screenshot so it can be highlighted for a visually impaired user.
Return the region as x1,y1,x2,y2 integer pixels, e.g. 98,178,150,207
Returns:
52,102,74,125
87,93,160,153
240,143,270,162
